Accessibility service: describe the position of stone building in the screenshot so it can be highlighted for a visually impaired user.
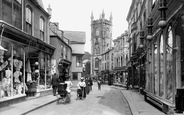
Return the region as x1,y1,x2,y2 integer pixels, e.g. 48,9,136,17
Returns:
49,22,72,81
63,31,86,81
127,0,184,113
112,32,129,86
90,10,113,78
0,0,55,107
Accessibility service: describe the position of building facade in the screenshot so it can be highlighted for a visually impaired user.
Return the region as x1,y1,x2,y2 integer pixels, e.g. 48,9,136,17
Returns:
49,22,72,81
127,0,184,113
90,11,113,78
63,31,86,81
112,32,129,86
0,0,55,107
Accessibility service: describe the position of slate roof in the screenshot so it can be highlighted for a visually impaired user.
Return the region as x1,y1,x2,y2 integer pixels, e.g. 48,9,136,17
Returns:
63,31,86,43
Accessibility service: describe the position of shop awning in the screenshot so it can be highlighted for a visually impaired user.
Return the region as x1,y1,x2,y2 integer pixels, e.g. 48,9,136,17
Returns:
59,59,71,65
112,66,127,73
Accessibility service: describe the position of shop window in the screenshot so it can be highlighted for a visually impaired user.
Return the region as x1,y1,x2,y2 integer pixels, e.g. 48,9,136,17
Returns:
159,34,164,97
26,6,32,35
154,40,158,95
181,32,184,88
76,56,82,67
166,26,174,101
40,17,45,41
0,41,25,99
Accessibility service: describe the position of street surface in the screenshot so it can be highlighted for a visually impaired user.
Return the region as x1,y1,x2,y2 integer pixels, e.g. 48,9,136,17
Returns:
26,84,132,115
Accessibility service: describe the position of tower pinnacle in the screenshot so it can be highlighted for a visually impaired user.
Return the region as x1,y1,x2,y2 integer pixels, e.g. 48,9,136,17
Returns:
102,9,105,19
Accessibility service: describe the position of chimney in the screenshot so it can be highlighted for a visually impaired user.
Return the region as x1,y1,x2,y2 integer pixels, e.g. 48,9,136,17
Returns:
47,4,52,18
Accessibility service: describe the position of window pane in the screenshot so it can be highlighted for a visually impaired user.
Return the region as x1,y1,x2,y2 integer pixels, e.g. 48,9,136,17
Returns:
13,0,22,29
154,42,158,95
166,27,173,101
159,34,164,97
26,7,31,24
76,56,82,67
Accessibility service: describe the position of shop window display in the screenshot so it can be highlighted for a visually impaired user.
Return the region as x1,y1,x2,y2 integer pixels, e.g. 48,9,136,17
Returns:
0,41,25,98
154,42,158,95
165,26,174,101
146,49,151,92
46,55,51,89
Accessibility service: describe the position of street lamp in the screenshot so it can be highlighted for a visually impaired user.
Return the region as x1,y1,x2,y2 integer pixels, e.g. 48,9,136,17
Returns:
0,23,7,51
139,30,144,48
158,0,167,29
147,17,153,41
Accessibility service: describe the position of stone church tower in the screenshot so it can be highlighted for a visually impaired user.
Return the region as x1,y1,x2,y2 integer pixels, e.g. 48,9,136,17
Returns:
90,10,113,77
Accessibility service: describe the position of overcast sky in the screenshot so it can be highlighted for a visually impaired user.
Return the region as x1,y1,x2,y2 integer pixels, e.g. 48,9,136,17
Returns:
42,0,132,53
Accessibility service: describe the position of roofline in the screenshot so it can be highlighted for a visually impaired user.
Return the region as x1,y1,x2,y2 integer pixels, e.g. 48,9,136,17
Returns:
50,30,72,52
31,0,50,17
126,0,135,21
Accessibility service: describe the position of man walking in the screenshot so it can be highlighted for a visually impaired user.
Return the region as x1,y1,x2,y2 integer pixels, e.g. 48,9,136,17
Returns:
88,77,93,91
51,73,59,96
97,77,102,90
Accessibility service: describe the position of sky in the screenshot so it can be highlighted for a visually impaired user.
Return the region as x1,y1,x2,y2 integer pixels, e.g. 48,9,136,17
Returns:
42,0,132,54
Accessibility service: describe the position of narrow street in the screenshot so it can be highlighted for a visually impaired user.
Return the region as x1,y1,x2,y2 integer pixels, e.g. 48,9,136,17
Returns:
26,84,132,115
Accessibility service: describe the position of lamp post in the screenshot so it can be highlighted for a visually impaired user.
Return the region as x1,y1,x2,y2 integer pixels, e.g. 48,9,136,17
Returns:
139,30,144,48
147,17,153,41
158,0,167,29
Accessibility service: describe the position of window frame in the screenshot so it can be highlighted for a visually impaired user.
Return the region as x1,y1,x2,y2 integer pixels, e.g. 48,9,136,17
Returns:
76,56,82,67
26,6,32,35
39,17,45,41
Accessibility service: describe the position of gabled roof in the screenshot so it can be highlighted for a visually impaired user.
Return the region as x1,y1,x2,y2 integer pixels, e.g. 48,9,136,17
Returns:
63,31,86,43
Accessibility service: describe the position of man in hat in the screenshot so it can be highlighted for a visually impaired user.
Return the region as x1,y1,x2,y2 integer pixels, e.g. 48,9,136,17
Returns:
51,73,59,96
77,77,86,99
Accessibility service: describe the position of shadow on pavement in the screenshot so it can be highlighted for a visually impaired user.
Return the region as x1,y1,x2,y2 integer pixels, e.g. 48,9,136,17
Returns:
98,88,133,115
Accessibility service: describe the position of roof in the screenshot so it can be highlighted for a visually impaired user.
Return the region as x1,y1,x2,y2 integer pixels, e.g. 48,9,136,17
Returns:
36,0,44,9
63,31,86,43
49,29,55,36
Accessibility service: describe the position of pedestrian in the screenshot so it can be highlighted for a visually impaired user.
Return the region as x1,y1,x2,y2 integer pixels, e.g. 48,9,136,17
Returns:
85,77,90,95
51,73,59,96
97,77,102,90
88,77,93,91
65,75,73,95
77,77,86,99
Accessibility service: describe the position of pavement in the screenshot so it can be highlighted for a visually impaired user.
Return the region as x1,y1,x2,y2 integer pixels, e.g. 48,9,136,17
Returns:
0,82,166,115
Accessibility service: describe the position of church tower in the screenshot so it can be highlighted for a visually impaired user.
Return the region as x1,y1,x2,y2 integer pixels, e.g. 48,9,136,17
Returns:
90,10,113,77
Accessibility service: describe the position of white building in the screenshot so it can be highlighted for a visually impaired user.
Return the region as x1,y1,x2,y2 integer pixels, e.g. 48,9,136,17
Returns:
64,31,86,81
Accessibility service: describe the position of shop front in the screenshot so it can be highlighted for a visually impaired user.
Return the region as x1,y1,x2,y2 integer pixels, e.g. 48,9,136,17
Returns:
112,66,127,86
142,1,184,113
58,59,71,82
0,22,55,107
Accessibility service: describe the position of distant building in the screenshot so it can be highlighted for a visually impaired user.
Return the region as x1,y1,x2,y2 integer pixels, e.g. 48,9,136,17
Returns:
90,10,113,78
49,22,72,80
112,32,128,85
0,0,55,107
64,31,86,80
